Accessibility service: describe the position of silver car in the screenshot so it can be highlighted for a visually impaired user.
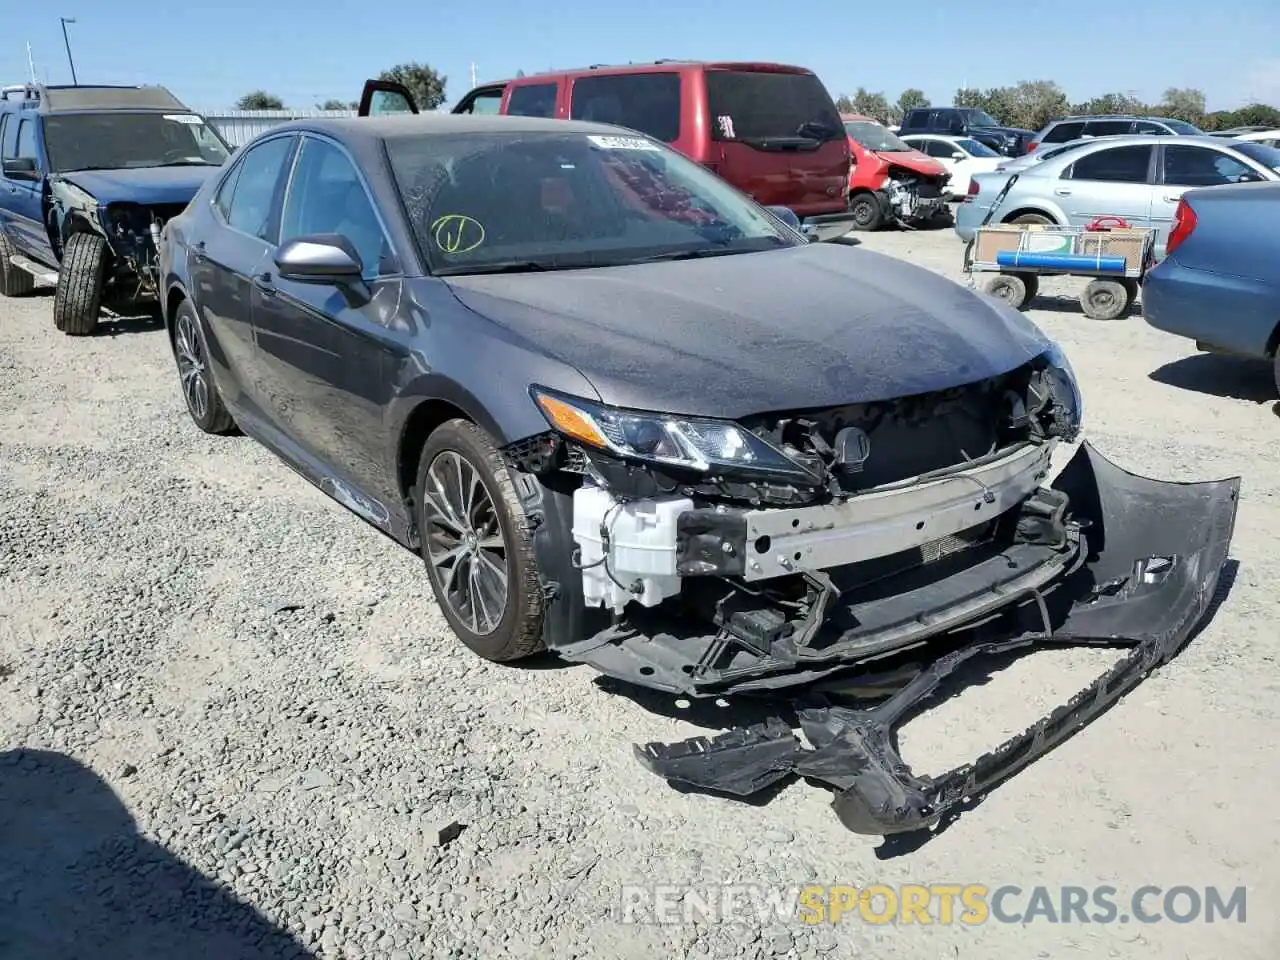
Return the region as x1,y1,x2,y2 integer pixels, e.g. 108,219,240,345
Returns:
955,134,1280,257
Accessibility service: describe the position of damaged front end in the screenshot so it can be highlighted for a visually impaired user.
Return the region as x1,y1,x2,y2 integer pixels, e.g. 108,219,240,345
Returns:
49,178,184,303
879,167,950,227
506,344,1239,836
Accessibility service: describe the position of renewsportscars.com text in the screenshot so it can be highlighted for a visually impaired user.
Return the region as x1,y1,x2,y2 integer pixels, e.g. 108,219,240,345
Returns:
619,883,1247,926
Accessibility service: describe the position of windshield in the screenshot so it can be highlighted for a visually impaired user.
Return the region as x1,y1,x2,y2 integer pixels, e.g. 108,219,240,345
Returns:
1164,119,1203,135
704,70,843,143
956,137,999,157
961,109,1000,127
1235,141,1280,172
386,131,801,275
844,121,910,152
42,112,230,172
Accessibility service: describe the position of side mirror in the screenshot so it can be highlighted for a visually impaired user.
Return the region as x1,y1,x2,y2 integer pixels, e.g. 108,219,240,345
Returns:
1236,171,1264,183
952,151,967,160
2,157,39,181
763,204,804,235
274,234,364,282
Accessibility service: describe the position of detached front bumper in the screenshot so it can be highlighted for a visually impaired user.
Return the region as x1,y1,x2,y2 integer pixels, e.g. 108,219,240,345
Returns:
633,441,1240,836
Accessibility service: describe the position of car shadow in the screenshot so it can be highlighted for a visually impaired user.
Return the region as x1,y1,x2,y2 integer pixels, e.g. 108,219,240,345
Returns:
0,749,315,960
601,558,1240,858
1029,293,1144,319
1148,353,1276,403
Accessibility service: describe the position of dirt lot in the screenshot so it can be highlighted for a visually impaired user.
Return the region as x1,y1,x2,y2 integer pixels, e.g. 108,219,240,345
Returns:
1,227,1277,959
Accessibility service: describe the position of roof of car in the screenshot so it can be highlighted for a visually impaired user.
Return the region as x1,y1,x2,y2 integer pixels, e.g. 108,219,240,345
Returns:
1045,115,1182,124
1030,133,1257,162
0,83,188,113
269,113,634,142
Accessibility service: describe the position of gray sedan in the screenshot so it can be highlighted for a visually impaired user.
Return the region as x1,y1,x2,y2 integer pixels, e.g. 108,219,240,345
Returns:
956,134,1280,257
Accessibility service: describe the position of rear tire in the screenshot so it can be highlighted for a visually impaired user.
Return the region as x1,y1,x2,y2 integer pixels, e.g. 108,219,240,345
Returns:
53,232,107,336
0,233,36,297
849,192,884,231
416,419,546,663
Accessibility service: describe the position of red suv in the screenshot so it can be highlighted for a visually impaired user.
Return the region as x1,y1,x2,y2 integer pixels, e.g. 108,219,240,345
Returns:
359,61,855,240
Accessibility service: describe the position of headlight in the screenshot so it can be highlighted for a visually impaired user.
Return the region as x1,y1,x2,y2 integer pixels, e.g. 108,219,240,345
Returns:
531,387,819,481
1039,341,1083,435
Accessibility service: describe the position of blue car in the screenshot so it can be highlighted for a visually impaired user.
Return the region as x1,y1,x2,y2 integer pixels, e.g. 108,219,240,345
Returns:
1142,181,1280,395
0,83,230,334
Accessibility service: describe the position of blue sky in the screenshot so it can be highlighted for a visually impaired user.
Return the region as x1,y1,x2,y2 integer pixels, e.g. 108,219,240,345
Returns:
6,0,1280,113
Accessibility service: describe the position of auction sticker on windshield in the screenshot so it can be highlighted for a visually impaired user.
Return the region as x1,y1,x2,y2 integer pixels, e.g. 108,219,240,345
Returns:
163,114,202,124
587,135,660,151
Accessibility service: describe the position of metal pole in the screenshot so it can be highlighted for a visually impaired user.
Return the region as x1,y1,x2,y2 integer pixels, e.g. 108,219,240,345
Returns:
59,17,77,85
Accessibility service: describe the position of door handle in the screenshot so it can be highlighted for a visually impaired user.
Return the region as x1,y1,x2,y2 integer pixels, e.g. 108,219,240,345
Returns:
192,240,207,263
1162,194,1182,202
1053,188,1072,196
252,271,277,297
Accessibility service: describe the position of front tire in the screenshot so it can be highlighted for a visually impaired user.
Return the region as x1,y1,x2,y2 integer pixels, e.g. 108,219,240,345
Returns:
172,299,236,434
1008,212,1053,227
416,419,546,662
53,232,107,335
0,232,36,297
849,192,884,231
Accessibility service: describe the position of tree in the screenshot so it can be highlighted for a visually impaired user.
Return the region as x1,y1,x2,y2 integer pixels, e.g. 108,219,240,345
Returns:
1069,91,1146,116
316,99,350,111
895,88,929,119
850,87,893,124
515,69,526,78
236,90,284,110
834,94,855,114
1158,87,1207,124
378,62,447,111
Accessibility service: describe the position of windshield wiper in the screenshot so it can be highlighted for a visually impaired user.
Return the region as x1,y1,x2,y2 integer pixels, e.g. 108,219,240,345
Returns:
631,247,752,264
441,261,553,275
159,159,219,166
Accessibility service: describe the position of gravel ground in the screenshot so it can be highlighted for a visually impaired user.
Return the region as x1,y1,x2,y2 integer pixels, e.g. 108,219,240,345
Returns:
1,227,1277,959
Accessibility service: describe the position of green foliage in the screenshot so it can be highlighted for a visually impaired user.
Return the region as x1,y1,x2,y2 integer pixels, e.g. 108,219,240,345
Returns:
316,99,350,111
377,62,447,111
236,90,284,110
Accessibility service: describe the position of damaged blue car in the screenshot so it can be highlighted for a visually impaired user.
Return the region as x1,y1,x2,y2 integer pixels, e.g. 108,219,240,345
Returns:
0,83,230,334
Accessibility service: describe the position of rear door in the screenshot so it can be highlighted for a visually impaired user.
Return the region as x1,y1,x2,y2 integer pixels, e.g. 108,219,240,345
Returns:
357,80,418,116
702,66,848,216
504,81,560,118
1057,143,1156,229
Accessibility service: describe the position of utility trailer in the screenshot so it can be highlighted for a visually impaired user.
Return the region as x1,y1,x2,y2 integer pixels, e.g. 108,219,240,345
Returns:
964,218,1156,320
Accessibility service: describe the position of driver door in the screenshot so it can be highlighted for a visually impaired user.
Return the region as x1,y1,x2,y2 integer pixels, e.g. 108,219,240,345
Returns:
357,80,418,117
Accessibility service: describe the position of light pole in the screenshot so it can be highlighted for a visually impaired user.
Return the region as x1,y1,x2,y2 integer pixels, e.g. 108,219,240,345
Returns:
59,17,77,86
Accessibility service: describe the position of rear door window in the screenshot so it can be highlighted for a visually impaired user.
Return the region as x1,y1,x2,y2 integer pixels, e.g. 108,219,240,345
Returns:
570,73,681,142
1133,120,1168,135
506,83,558,118
1082,119,1133,137
1162,145,1260,186
705,69,842,143
1065,144,1153,183
1043,121,1084,143
15,119,36,160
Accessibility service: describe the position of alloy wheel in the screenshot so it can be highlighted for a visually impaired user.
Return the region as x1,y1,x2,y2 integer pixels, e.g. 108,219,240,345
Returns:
175,312,209,421
422,450,510,635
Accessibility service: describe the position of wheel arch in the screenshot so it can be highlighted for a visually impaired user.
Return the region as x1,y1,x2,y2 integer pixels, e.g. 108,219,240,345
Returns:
1000,207,1060,224
394,386,508,512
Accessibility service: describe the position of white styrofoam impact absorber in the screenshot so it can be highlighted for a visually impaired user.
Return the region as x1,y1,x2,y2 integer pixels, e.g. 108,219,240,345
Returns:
571,485,692,614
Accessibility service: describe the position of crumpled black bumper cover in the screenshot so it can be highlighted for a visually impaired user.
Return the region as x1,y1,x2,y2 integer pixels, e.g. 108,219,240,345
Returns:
634,441,1240,836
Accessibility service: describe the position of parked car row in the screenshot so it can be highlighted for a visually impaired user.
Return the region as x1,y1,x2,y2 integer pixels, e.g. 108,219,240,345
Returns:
955,133,1280,258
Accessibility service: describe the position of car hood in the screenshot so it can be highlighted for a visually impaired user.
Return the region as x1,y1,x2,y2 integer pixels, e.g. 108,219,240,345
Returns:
53,166,220,206
442,243,1053,419
873,149,947,176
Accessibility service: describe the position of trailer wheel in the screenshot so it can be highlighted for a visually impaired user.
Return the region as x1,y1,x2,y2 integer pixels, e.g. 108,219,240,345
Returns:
1080,278,1129,320
983,273,1032,310
849,192,884,231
